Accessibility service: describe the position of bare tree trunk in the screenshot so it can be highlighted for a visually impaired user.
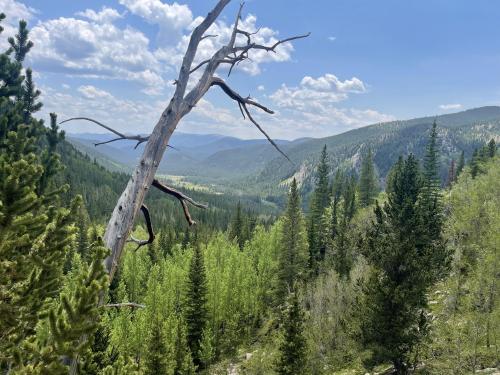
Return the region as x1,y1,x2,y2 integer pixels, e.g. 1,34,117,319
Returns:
102,102,179,280
66,2,308,373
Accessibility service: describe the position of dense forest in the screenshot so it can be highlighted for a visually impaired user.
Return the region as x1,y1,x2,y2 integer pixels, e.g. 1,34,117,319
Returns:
1,9,499,375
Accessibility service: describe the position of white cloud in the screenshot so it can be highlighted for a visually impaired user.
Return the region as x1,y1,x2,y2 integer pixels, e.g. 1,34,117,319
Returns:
264,73,393,138
257,85,265,91
28,14,166,95
270,73,366,110
439,103,462,110
328,36,336,42
0,0,36,49
78,85,114,100
76,7,124,24
118,0,192,44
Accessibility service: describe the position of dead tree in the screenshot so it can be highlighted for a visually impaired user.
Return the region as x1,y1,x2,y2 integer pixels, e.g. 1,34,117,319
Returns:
65,0,308,283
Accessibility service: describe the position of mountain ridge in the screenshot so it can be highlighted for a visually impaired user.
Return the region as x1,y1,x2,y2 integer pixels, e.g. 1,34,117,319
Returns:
67,106,500,195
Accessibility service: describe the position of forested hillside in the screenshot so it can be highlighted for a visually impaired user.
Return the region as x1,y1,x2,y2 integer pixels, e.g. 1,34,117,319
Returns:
67,108,500,198
1,4,499,375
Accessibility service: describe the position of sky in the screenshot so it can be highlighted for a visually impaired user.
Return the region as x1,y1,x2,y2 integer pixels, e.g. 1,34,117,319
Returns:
1,0,500,140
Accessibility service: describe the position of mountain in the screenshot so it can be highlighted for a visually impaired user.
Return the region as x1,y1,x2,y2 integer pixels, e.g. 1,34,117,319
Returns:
67,106,500,196
254,106,500,193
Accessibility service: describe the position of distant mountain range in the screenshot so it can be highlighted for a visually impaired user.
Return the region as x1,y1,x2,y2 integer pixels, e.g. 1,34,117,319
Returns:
67,106,500,195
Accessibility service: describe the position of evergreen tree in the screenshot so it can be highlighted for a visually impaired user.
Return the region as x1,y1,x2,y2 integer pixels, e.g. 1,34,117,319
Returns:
229,201,244,250
455,150,465,179
185,243,208,369
277,179,308,303
0,19,108,372
308,145,330,268
487,138,496,158
276,292,307,375
21,67,42,123
421,120,443,242
358,147,378,206
158,229,174,258
144,321,169,375
174,317,195,375
7,19,33,63
77,207,90,261
362,154,449,373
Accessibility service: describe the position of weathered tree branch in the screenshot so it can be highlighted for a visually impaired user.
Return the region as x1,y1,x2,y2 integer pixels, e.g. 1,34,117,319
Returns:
67,2,307,371
210,77,291,162
152,178,208,226
60,117,150,149
127,204,154,250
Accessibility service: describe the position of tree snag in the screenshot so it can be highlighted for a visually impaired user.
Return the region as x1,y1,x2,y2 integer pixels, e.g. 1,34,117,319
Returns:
65,0,309,283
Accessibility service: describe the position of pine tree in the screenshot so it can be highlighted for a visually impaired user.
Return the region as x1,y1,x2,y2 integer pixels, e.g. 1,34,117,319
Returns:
229,201,244,250
277,179,308,303
358,147,378,206
308,145,330,268
21,67,42,123
0,19,108,371
7,19,33,63
276,292,307,375
487,138,496,158
362,154,449,373
421,120,443,241
144,321,169,375
185,243,208,369
174,317,195,375
455,150,465,179
470,148,479,178
159,229,174,257
77,207,90,261
326,172,357,277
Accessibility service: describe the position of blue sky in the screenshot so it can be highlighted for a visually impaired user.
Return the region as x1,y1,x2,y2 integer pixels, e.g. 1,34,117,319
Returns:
1,0,499,139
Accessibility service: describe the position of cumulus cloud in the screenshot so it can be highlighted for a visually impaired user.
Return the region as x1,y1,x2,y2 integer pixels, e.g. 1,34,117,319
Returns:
439,103,462,110
270,73,366,110
118,0,192,44
0,0,36,49
264,73,393,138
76,7,124,24
328,36,336,42
28,13,166,95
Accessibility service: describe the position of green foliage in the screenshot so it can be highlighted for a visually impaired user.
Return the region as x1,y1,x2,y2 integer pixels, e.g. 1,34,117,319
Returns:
7,19,33,63
358,147,378,206
21,68,42,123
229,201,244,250
0,19,108,372
361,151,449,373
303,259,369,373
185,243,208,369
275,292,307,375
427,157,500,373
144,321,169,375
277,179,308,303
307,145,330,268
